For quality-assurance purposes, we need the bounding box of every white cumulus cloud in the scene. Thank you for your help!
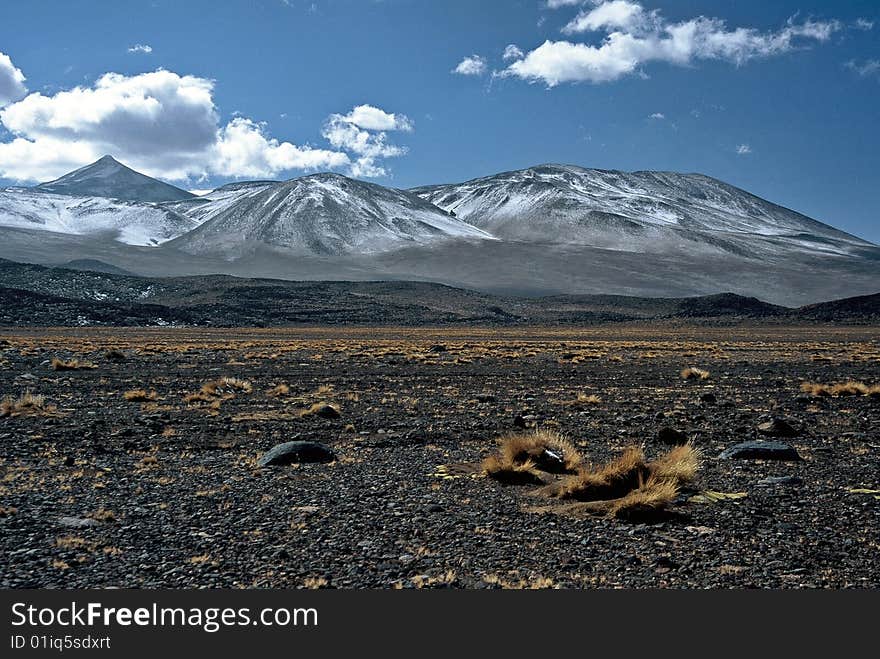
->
[0,63,411,182]
[562,0,648,35]
[649,112,665,119]
[337,104,413,132]
[501,1,843,86]
[127,44,153,54]
[0,51,27,108]
[503,44,525,61]
[736,144,752,155]
[321,105,413,178]
[452,55,488,76]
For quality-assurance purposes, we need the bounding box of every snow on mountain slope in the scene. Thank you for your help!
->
[163,180,278,226]
[172,173,494,256]
[35,156,195,203]
[0,188,197,246]
[411,164,873,257]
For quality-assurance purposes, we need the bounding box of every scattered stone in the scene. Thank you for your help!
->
[757,418,799,437]
[258,441,336,467]
[58,516,101,529]
[718,441,802,461]
[757,476,804,486]
[513,414,527,429]
[475,393,496,403]
[700,392,717,404]
[429,344,448,353]
[657,427,688,445]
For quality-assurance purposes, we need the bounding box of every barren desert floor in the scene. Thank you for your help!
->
[1,326,878,588]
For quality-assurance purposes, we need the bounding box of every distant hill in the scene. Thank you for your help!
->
[0,258,875,327]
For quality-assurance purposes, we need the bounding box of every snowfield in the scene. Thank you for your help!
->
[0,189,197,246]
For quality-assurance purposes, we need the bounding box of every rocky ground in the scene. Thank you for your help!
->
[1,326,878,589]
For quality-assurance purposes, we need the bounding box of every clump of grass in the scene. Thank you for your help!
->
[680,367,710,380]
[185,376,253,404]
[483,430,583,484]
[51,357,97,371]
[266,383,290,397]
[123,389,158,402]
[800,381,880,397]
[201,377,252,395]
[534,443,701,520]
[557,393,602,407]
[540,446,648,500]
[1,391,58,418]
[88,508,116,523]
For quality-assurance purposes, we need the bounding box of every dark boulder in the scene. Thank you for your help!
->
[718,441,802,461]
[258,441,336,466]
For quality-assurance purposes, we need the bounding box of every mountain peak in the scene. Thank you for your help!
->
[34,157,195,203]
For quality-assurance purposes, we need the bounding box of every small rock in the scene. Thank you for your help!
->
[757,418,799,437]
[757,476,804,486]
[718,441,802,461]
[258,441,336,467]
[429,344,448,353]
[513,414,527,429]
[58,516,101,528]
[475,393,496,403]
[426,504,444,513]
[700,392,717,404]
[657,427,687,445]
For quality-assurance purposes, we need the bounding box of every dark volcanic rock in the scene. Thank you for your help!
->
[258,441,336,466]
[757,418,799,437]
[718,441,802,461]
[310,403,341,419]
[757,476,804,486]
[700,392,717,404]
[657,427,688,445]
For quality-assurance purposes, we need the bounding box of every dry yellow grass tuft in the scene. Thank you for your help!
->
[680,367,710,380]
[531,443,700,520]
[266,383,290,397]
[483,430,583,484]
[123,389,158,402]
[557,392,602,407]
[649,443,701,484]
[201,376,253,395]
[185,376,253,404]
[800,381,880,397]
[51,357,97,371]
[0,391,58,418]
[540,446,648,501]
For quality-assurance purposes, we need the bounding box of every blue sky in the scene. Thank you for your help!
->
[0,0,877,242]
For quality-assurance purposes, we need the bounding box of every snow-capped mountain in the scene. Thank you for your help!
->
[172,173,494,256]
[411,164,872,257]
[35,156,195,203]
[0,188,197,246]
